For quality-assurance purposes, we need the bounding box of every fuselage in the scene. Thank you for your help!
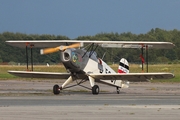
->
[59,48,125,88]
[60,48,116,75]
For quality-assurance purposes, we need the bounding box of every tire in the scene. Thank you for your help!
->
[53,84,60,95]
[117,90,120,94]
[116,87,120,94]
[92,85,99,95]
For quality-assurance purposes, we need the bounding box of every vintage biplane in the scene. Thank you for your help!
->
[6,40,175,95]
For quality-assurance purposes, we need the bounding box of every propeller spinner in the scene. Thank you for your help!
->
[40,43,81,55]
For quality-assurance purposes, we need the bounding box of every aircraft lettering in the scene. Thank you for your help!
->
[105,68,115,83]
[105,68,111,74]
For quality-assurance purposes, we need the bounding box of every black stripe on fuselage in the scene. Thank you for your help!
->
[119,62,129,70]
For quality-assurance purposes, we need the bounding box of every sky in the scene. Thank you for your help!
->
[0,0,180,39]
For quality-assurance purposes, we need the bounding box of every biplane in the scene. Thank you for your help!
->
[6,40,175,95]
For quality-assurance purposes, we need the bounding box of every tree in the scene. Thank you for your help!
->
[0,28,179,64]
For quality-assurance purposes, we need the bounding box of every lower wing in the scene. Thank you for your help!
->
[88,73,174,82]
[8,71,71,79]
[8,71,174,82]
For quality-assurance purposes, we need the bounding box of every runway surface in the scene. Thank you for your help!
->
[0,80,180,120]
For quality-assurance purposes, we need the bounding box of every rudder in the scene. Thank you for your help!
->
[118,58,129,73]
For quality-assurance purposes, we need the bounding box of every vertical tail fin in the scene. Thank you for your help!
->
[118,58,129,73]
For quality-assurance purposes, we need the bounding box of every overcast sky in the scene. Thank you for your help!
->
[0,0,180,39]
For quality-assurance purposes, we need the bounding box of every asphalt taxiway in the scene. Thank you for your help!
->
[0,80,180,120]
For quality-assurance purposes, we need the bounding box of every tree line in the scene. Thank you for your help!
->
[0,28,180,65]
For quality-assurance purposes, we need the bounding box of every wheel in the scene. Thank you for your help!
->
[92,85,99,95]
[117,90,120,94]
[53,84,60,95]
[116,87,120,94]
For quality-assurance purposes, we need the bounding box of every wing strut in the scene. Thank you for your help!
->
[140,45,149,73]
[141,47,144,72]
[25,43,34,71]
[146,45,148,73]
[82,43,99,58]
[30,44,34,71]
[26,44,28,70]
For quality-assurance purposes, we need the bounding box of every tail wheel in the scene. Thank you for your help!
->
[92,85,99,95]
[116,87,120,94]
[53,84,60,95]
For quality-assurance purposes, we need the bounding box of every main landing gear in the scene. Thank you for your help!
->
[53,84,120,95]
[53,84,100,95]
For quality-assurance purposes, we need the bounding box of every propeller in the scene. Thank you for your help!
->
[40,43,81,55]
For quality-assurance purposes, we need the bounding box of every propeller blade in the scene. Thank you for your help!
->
[40,43,81,55]
[40,47,60,55]
[61,43,81,51]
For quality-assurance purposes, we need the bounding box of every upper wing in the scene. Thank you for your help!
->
[88,73,174,82]
[8,71,71,79]
[6,40,175,49]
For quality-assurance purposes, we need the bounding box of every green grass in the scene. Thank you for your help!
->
[0,64,180,82]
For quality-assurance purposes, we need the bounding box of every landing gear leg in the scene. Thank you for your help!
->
[53,84,61,95]
[116,87,120,94]
[92,85,99,95]
[53,76,73,95]
[88,76,99,95]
